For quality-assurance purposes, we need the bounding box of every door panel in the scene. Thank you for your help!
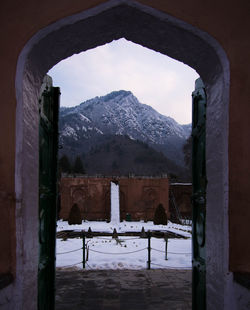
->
[38,76,60,310]
[192,78,207,310]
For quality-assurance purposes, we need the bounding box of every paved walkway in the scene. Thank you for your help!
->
[56,268,192,310]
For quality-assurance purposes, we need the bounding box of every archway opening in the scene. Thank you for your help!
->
[51,36,197,219]
[50,38,196,283]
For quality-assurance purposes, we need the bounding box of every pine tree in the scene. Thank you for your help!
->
[68,204,82,225]
[72,156,85,174]
[112,160,118,170]
[153,203,168,225]
[58,155,71,173]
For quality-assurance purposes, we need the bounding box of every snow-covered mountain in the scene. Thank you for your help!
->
[59,90,191,166]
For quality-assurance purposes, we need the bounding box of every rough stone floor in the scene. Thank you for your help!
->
[56,268,192,310]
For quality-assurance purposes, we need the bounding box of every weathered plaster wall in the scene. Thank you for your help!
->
[60,176,169,222]
[119,177,169,220]
[60,177,111,221]
[0,0,249,309]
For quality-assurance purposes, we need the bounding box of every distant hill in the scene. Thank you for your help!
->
[59,90,191,180]
[81,135,188,178]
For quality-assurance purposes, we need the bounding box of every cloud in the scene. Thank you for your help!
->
[48,38,199,124]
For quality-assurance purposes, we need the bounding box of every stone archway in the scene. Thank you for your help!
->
[15,1,229,308]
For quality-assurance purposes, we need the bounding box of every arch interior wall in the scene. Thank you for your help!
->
[11,1,239,309]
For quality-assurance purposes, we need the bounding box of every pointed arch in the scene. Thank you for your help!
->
[15,1,229,308]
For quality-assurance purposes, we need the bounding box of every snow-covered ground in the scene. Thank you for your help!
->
[56,220,192,270]
[57,220,191,237]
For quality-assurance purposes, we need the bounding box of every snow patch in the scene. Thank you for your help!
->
[61,126,77,137]
[79,113,91,123]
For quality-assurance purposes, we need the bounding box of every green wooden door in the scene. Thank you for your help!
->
[192,78,207,310]
[38,76,60,310]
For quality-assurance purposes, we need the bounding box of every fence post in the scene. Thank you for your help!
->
[82,231,86,269]
[147,231,151,270]
[164,234,168,260]
[86,246,89,262]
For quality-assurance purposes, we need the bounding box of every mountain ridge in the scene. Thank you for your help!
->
[59,90,191,168]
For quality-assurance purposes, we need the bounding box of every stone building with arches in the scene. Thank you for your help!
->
[0,0,250,309]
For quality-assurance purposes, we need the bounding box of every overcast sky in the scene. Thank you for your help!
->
[48,38,199,125]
